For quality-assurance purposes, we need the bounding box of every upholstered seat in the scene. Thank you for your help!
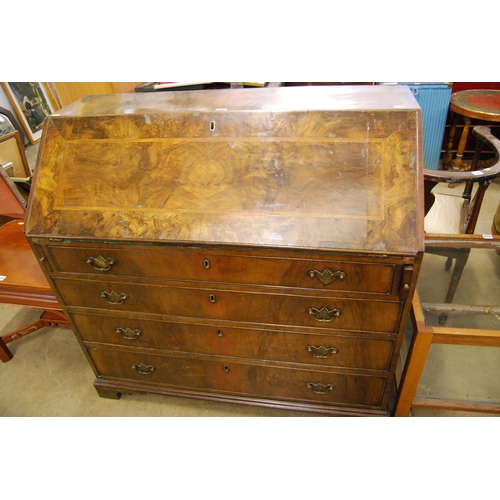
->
[425,189,468,235]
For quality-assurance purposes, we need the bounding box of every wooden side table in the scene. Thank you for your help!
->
[443,89,500,170]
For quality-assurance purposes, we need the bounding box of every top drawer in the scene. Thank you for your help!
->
[44,244,399,295]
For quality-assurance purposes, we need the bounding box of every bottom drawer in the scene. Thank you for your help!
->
[87,345,387,408]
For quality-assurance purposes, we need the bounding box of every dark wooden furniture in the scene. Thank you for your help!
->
[0,168,68,362]
[25,86,424,415]
[424,126,500,324]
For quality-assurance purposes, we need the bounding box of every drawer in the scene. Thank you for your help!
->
[55,278,402,333]
[71,312,395,371]
[46,244,398,294]
[87,345,387,408]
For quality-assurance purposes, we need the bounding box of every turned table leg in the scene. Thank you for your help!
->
[453,116,471,171]
[442,112,457,168]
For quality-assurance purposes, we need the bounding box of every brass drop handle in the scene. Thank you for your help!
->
[307,382,334,394]
[116,327,142,340]
[307,268,346,285]
[86,255,116,272]
[306,306,342,322]
[101,290,128,305]
[306,345,339,358]
[132,363,155,375]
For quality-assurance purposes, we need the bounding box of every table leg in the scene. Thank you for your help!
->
[0,336,13,362]
[453,116,471,171]
[443,112,457,168]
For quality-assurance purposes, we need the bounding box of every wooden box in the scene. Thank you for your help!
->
[26,85,424,416]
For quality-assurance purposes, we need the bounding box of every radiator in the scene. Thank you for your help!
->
[407,83,451,170]
[381,83,451,170]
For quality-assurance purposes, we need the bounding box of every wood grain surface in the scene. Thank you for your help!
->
[26,86,423,254]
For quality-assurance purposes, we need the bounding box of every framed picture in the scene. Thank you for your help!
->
[1,82,60,144]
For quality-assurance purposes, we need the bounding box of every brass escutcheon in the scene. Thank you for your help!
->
[209,294,216,303]
[307,382,334,394]
[307,268,346,285]
[306,306,342,322]
[306,345,339,358]
[203,259,211,269]
[86,255,116,272]
[132,363,155,375]
[101,290,128,305]
[116,327,142,340]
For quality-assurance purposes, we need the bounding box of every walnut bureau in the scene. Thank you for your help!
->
[25,85,424,416]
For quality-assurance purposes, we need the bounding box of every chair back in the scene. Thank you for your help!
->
[424,126,500,236]
[0,165,27,219]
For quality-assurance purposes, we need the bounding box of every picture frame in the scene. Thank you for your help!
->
[0,130,31,178]
[1,82,60,144]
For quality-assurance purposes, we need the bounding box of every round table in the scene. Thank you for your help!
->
[443,89,500,170]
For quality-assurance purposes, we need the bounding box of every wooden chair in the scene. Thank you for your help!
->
[394,238,500,416]
[0,165,69,362]
[423,126,500,324]
[394,125,500,416]
[0,130,32,226]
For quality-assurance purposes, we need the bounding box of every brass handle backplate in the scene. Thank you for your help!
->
[86,255,116,272]
[306,306,342,322]
[101,290,128,305]
[132,363,155,375]
[308,268,346,285]
[116,327,142,340]
[306,345,339,358]
[307,382,334,394]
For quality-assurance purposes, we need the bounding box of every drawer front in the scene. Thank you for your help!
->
[55,278,402,333]
[72,313,395,371]
[87,346,387,408]
[47,245,397,294]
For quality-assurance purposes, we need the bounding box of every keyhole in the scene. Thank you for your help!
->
[209,294,216,303]
[217,329,223,337]
[224,365,229,372]
[210,121,216,132]
[203,259,211,269]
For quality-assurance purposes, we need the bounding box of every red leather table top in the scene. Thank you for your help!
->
[450,89,500,121]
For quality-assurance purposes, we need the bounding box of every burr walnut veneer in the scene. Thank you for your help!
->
[25,86,424,416]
